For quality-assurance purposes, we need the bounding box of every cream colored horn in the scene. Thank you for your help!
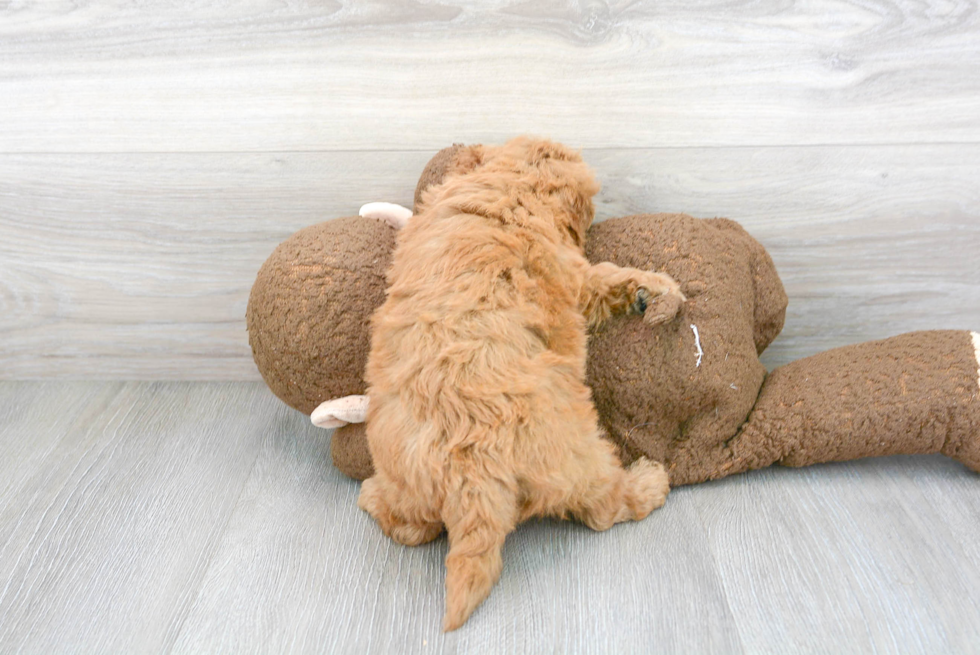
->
[311,395,369,429]
[359,202,413,229]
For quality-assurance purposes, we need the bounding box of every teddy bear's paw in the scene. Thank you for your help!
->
[624,457,670,520]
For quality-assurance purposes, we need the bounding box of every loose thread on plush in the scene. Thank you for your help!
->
[625,422,658,442]
[691,324,704,367]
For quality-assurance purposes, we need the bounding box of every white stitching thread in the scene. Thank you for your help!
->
[691,324,704,368]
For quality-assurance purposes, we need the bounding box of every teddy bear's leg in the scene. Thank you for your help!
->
[712,330,980,482]
[358,475,444,546]
[941,331,980,471]
[579,261,686,329]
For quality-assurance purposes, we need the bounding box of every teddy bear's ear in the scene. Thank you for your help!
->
[749,241,788,354]
[702,218,787,354]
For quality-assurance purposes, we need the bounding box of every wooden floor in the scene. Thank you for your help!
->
[3,1,980,652]
[0,381,977,654]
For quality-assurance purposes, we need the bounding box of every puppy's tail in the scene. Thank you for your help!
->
[441,477,517,631]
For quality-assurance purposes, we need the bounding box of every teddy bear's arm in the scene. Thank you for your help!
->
[683,330,980,484]
[579,262,686,329]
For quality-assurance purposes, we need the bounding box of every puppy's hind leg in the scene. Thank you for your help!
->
[441,474,519,631]
[358,475,444,546]
[583,456,671,530]
[552,433,670,532]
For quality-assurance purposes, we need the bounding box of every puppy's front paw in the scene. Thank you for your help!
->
[643,289,685,326]
[634,272,686,326]
[631,286,653,315]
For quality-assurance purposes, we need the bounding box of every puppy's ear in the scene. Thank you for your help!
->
[450,144,488,176]
[528,139,581,164]
[555,162,600,245]
[558,184,597,245]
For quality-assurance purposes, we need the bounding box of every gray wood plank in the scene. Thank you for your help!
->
[170,409,742,655]
[0,382,120,506]
[907,456,980,575]
[0,381,276,654]
[0,150,432,380]
[1,383,978,653]
[1,1,978,152]
[691,456,980,653]
[2,145,978,379]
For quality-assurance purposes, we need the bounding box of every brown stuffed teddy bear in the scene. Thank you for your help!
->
[246,145,980,486]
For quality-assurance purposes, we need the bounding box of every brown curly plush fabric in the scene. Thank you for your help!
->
[247,215,396,415]
[728,330,980,478]
[331,423,374,480]
[414,144,464,212]
[584,214,787,485]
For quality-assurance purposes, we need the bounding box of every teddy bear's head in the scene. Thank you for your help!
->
[584,215,787,484]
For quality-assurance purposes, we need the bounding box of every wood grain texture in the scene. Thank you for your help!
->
[171,405,742,654]
[2,382,978,653]
[2,145,978,378]
[0,381,277,654]
[0,381,119,506]
[1,0,979,152]
[691,456,980,653]
[0,150,427,379]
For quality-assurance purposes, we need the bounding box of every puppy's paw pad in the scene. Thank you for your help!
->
[631,287,653,315]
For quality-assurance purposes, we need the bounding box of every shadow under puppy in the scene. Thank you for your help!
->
[359,136,686,630]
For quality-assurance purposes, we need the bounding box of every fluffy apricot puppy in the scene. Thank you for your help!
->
[358,136,685,630]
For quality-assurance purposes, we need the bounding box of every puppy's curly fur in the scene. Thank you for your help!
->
[359,137,684,630]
